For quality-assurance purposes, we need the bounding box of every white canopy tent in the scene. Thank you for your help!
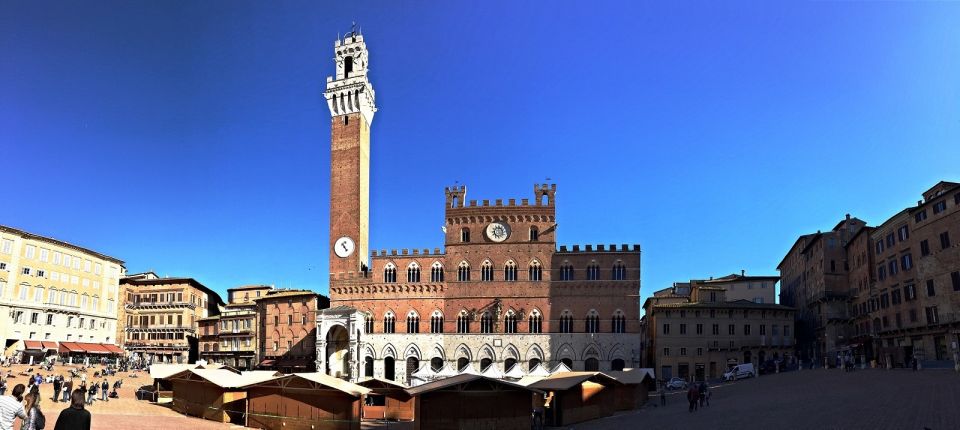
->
[480,363,504,379]
[550,362,572,374]
[503,363,525,379]
[528,363,551,377]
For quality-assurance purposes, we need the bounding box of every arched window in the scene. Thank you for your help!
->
[457,311,470,333]
[529,226,539,241]
[585,310,600,333]
[457,261,471,282]
[587,262,600,280]
[505,358,518,372]
[383,311,395,334]
[528,309,542,334]
[430,357,444,371]
[430,261,444,282]
[407,263,421,283]
[559,263,574,281]
[430,310,444,333]
[480,358,493,372]
[383,263,397,283]
[561,358,573,368]
[559,310,574,333]
[457,357,469,372]
[528,358,542,371]
[612,262,627,280]
[504,260,517,282]
[585,357,599,371]
[611,358,626,371]
[612,310,626,333]
[365,356,374,377]
[528,260,542,281]
[504,311,518,334]
[406,311,419,333]
[480,312,494,333]
[364,312,374,333]
[481,260,494,281]
[384,356,395,380]
[460,228,471,243]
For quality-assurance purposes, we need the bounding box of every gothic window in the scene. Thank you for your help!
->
[407,263,421,283]
[504,311,518,334]
[481,260,494,281]
[528,309,542,334]
[457,261,471,282]
[406,311,420,334]
[585,310,600,333]
[612,310,626,333]
[383,311,395,334]
[457,311,470,334]
[460,228,470,243]
[612,262,627,280]
[344,56,353,77]
[529,226,539,241]
[383,263,397,283]
[364,313,374,333]
[587,263,600,280]
[559,264,574,281]
[559,310,574,333]
[430,261,444,282]
[430,310,444,333]
[528,260,543,281]
[480,312,494,333]
[504,260,517,282]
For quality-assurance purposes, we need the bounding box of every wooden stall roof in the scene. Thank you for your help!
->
[244,372,370,397]
[527,372,622,391]
[150,364,201,380]
[405,374,543,396]
[168,369,283,389]
[357,377,409,390]
[605,368,655,385]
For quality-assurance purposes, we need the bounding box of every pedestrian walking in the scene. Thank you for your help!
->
[61,379,72,403]
[54,390,91,430]
[698,382,706,407]
[85,384,95,405]
[100,380,108,402]
[0,384,27,430]
[660,386,666,406]
[686,385,699,413]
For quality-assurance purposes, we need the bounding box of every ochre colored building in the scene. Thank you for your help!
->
[199,285,272,370]
[256,289,328,373]
[315,31,642,386]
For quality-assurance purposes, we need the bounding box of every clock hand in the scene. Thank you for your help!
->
[341,242,349,251]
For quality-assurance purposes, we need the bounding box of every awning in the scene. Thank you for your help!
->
[102,344,124,355]
[76,343,111,354]
[59,342,85,354]
[258,359,276,367]
[41,341,58,350]
[23,340,44,350]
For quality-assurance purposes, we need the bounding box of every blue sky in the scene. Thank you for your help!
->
[2,1,959,303]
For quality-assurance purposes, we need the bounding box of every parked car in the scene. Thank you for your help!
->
[665,377,688,390]
[723,363,755,381]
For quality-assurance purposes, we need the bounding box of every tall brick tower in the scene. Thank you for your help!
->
[325,29,376,277]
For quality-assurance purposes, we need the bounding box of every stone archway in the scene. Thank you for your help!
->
[325,325,350,378]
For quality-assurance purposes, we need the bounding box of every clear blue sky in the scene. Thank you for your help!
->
[2,1,959,303]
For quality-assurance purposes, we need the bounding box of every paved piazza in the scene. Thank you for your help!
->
[3,365,246,430]
[574,369,960,430]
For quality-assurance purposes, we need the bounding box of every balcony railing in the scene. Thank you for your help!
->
[125,301,196,310]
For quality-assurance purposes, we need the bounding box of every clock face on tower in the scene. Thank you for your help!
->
[334,236,356,258]
[485,222,511,242]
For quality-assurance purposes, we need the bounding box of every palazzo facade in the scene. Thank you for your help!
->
[316,31,642,385]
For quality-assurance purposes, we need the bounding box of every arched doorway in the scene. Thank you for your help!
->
[584,358,599,371]
[528,358,541,371]
[364,356,374,378]
[504,358,518,372]
[325,325,350,378]
[384,357,395,380]
[431,357,444,371]
[457,357,469,372]
[480,358,492,372]
[611,358,625,371]
[561,358,573,369]
[406,357,419,382]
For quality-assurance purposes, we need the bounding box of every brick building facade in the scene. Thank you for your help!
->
[256,289,328,373]
[198,285,272,369]
[315,31,642,385]
[780,181,960,369]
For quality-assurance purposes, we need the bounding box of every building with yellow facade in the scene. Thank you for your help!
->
[0,225,125,362]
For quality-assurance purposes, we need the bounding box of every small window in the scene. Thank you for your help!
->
[460,228,471,243]
[529,226,539,241]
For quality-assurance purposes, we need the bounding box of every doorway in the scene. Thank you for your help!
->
[325,325,350,378]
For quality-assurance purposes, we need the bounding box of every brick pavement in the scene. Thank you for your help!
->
[2,364,248,429]
[569,368,960,430]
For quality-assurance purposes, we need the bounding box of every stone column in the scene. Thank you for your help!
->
[316,339,327,375]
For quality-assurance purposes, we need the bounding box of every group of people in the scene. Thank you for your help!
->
[686,381,711,412]
[0,383,91,430]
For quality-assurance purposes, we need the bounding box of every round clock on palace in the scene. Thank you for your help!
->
[485,222,511,242]
[334,236,355,258]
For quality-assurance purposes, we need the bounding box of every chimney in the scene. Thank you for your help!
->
[741,269,745,276]
[845,214,850,221]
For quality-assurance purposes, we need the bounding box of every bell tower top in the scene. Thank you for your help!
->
[325,27,377,124]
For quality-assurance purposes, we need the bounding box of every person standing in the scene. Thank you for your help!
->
[54,390,90,430]
[20,392,42,430]
[686,384,699,413]
[61,379,72,404]
[0,384,27,430]
[660,385,666,406]
[698,382,706,407]
[99,380,108,402]
[51,378,61,403]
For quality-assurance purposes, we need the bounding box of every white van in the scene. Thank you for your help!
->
[723,363,755,381]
